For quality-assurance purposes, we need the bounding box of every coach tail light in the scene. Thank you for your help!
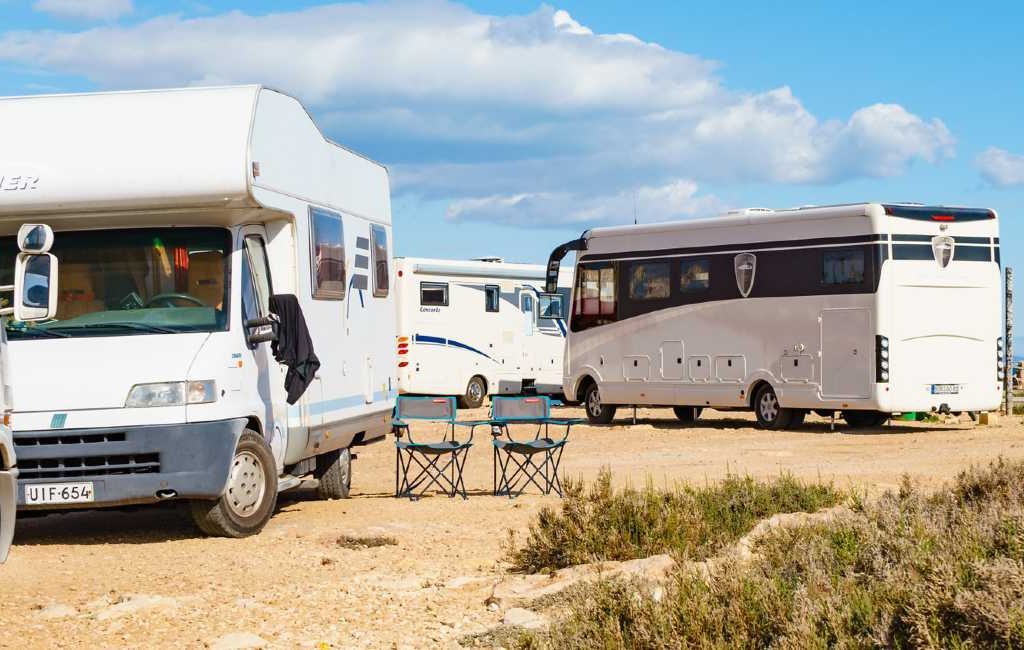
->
[876,336,890,383]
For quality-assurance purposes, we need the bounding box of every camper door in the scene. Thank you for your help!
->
[238,226,298,467]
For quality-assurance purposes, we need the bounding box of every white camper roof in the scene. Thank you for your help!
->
[397,257,572,283]
[0,85,390,224]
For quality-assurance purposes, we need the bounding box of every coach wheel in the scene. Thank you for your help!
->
[753,384,795,430]
[584,382,617,425]
[843,410,890,429]
[458,376,487,409]
[672,406,703,424]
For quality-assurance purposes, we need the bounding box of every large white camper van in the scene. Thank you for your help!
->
[0,86,396,537]
[394,257,572,407]
[545,203,1002,428]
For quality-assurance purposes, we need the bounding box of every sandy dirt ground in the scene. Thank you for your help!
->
[4,407,1024,649]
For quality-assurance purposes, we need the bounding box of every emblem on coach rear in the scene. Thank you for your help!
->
[932,236,954,269]
[734,253,757,298]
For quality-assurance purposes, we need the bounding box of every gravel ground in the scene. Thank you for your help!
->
[4,407,1024,649]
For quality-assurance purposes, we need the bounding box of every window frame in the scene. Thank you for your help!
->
[571,261,617,332]
[420,281,449,307]
[484,284,500,312]
[370,223,389,298]
[308,206,347,301]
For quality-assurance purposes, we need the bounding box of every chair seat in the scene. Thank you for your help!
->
[396,439,472,455]
[494,438,565,455]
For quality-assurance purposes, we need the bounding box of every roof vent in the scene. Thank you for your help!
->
[472,257,504,263]
[727,207,775,216]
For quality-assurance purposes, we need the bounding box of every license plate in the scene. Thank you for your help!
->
[24,481,95,505]
[931,384,960,395]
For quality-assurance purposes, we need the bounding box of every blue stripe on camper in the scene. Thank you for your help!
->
[413,333,494,360]
[554,318,567,336]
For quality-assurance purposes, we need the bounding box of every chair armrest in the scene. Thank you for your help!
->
[543,418,586,426]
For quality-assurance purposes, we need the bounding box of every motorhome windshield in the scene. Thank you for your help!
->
[2,227,230,339]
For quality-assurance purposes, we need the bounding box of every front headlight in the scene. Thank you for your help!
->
[125,380,216,407]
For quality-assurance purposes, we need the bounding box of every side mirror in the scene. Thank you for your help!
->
[17,224,54,254]
[537,292,564,320]
[245,315,278,345]
[14,252,58,322]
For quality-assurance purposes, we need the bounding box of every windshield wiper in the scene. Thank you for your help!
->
[5,327,70,338]
[49,322,179,334]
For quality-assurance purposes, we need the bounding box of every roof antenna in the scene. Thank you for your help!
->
[633,189,638,225]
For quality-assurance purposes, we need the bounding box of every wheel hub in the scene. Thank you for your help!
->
[226,450,266,518]
[759,392,778,421]
[588,389,601,415]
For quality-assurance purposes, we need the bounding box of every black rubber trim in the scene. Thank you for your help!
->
[579,233,887,263]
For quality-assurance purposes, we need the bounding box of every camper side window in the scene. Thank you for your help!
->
[485,285,500,312]
[310,207,346,300]
[822,248,865,285]
[420,282,449,306]
[371,224,389,298]
[628,262,671,300]
[680,258,710,293]
[572,262,616,332]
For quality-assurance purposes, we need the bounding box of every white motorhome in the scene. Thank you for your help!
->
[0,86,396,537]
[0,224,61,561]
[545,203,1002,428]
[394,257,572,407]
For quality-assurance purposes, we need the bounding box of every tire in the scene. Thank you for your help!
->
[583,382,617,425]
[457,376,487,409]
[190,430,278,538]
[672,406,703,424]
[314,447,352,500]
[843,411,890,429]
[753,384,795,430]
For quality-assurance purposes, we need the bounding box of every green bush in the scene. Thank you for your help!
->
[509,468,842,573]
[514,459,1024,649]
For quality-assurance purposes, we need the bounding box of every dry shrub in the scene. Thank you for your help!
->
[515,458,1024,649]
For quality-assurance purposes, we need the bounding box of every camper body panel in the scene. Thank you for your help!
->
[395,258,571,399]
[0,86,395,513]
[564,203,1001,416]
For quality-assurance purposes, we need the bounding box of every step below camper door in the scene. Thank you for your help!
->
[820,308,871,398]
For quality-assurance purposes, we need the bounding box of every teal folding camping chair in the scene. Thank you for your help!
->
[393,396,485,500]
[489,396,583,498]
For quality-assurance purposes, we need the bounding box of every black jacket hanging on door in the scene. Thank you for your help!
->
[269,294,321,405]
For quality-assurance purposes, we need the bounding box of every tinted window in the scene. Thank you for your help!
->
[823,248,865,285]
[628,261,671,300]
[572,262,616,332]
[485,285,500,312]
[680,258,710,293]
[310,208,345,299]
[420,282,449,306]
[371,224,389,298]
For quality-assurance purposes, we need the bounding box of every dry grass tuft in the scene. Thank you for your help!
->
[335,534,398,550]
[512,458,1024,649]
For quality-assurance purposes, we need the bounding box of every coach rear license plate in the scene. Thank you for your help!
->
[930,384,960,395]
[24,481,95,505]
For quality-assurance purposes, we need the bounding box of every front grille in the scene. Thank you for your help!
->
[14,432,126,446]
[18,453,160,480]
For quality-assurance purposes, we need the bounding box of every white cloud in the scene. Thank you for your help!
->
[32,0,133,21]
[977,147,1024,187]
[0,1,955,227]
[446,179,723,228]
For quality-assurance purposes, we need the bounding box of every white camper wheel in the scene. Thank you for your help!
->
[190,431,278,538]
[753,384,797,430]
[315,447,352,500]
[583,382,617,425]
[458,376,488,410]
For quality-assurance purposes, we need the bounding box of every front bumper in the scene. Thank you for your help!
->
[0,468,16,562]
[15,418,246,509]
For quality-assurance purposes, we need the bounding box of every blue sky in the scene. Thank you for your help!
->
[2,1,1023,291]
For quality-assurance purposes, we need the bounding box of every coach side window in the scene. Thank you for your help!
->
[370,224,389,298]
[310,207,346,300]
[822,248,865,285]
[572,262,616,331]
[485,285,500,312]
[680,258,710,293]
[628,262,671,300]
[420,282,449,306]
